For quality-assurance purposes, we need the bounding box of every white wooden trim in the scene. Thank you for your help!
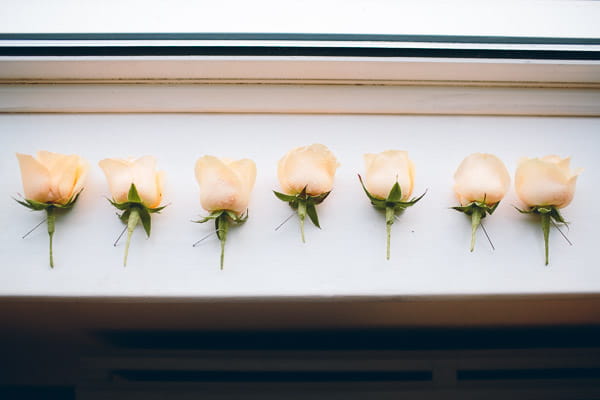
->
[2,83,599,116]
[2,57,600,85]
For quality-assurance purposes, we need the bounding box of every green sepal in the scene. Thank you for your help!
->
[305,202,320,228]
[515,204,569,266]
[452,200,499,218]
[193,210,224,223]
[148,204,168,214]
[14,197,49,211]
[273,190,297,202]
[274,186,330,221]
[107,184,167,240]
[138,206,152,237]
[127,183,142,203]
[109,198,131,210]
[515,205,569,225]
[358,174,385,207]
[14,190,82,211]
[119,209,131,224]
[386,181,403,203]
[310,191,331,205]
[358,174,426,211]
[194,209,248,225]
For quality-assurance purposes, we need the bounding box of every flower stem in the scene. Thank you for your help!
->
[124,208,140,267]
[470,208,483,252]
[46,207,55,268]
[385,206,395,260]
[216,214,229,270]
[297,200,307,243]
[541,213,551,266]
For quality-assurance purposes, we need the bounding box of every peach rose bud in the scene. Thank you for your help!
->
[15,151,89,268]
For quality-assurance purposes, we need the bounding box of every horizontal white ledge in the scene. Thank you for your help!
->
[1,84,599,116]
[1,57,600,85]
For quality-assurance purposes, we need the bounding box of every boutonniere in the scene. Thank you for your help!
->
[99,156,167,266]
[193,156,256,269]
[15,151,89,268]
[451,153,510,251]
[358,150,425,260]
[515,155,582,265]
[273,144,339,242]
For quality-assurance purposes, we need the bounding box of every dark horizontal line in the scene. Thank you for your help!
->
[111,369,433,383]
[1,46,599,60]
[1,33,600,45]
[457,368,600,381]
[99,326,600,351]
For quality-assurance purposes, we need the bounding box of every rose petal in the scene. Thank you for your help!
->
[196,156,244,213]
[46,154,80,204]
[16,153,51,203]
[278,144,338,195]
[132,156,160,208]
[453,153,510,205]
[515,157,577,208]
[364,150,414,200]
[99,158,133,203]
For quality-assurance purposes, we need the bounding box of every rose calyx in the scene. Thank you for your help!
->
[452,197,499,252]
[515,205,567,266]
[108,183,167,266]
[358,174,426,260]
[193,209,248,270]
[15,190,84,268]
[273,186,330,243]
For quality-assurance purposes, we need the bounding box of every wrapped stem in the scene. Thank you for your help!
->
[124,207,140,267]
[541,213,550,266]
[385,206,395,260]
[297,199,307,243]
[216,214,229,270]
[470,208,483,252]
[46,207,55,268]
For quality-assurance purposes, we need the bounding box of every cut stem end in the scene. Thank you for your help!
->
[124,208,140,267]
[385,206,395,261]
[46,208,55,268]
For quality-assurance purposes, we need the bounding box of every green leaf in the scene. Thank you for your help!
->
[273,190,296,202]
[127,183,142,203]
[386,182,403,203]
[138,207,152,237]
[306,203,320,228]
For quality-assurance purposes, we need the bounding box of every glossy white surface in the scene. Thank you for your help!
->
[0,114,598,297]
[2,0,599,38]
